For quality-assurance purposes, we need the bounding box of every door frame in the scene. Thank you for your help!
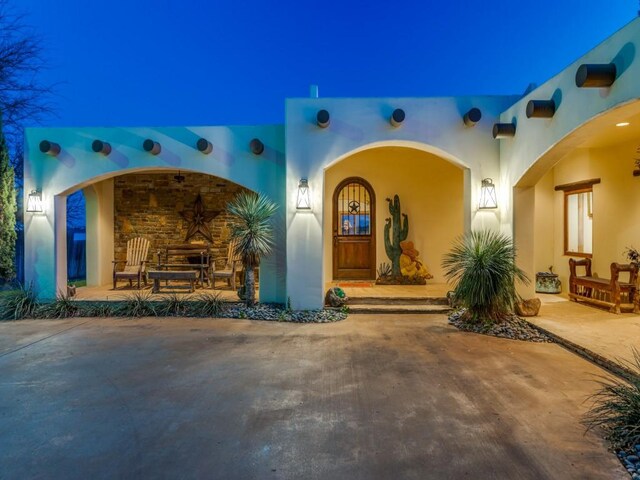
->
[332,176,376,280]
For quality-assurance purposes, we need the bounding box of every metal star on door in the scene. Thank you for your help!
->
[180,194,220,243]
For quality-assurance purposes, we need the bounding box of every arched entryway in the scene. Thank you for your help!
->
[323,144,468,286]
[332,177,376,280]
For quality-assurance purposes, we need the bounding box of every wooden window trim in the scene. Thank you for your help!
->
[563,186,593,258]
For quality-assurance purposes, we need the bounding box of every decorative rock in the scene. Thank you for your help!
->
[325,287,348,307]
[448,309,552,342]
[515,298,541,317]
[628,455,640,464]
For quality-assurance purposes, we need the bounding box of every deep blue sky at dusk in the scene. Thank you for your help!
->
[18,1,638,128]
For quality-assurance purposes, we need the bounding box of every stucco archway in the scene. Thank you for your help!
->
[323,143,470,286]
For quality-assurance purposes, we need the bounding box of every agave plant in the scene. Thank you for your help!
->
[442,230,528,324]
[583,349,640,450]
[226,191,278,307]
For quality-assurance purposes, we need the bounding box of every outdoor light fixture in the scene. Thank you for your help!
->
[92,140,111,155]
[463,108,482,127]
[390,108,405,127]
[575,63,617,88]
[296,178,311,210]
[26,190,44,213]
[174,171,185,183]
[250,138,264,155]
[316,109,330,128]
[39,140,60,156]
[143,139,161,155]
[196,138,213,154]
[479,178,498,209]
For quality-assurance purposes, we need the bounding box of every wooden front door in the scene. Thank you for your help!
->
[333,177,376,280]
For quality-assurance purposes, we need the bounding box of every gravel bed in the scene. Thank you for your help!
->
[221,303,347,323]
[618,445,640,478]
[448,308,552,342]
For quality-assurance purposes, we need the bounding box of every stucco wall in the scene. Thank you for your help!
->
[286,95,518,308]
[323,146,464,284]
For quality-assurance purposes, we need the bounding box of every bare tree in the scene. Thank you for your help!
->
[0,0,55,153]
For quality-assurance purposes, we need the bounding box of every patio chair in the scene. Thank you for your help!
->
[212,239,243,290]
[113,237,151,289]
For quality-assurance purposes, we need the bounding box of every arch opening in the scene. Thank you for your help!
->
[323,145,468,287]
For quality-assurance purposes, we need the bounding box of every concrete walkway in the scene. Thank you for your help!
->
[531,294,640,370]
[0,314,626,479]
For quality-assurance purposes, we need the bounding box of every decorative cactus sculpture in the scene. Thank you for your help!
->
[384,195,409,277]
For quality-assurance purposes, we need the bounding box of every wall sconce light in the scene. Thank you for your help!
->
[26,190,44,213]
[296,178,311,210]
[479,178,498,209]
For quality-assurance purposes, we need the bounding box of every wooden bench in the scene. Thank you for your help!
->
[156,244,211,287]
[148,270,198,293]
[568,258,639,314]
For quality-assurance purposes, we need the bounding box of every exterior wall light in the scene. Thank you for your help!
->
[26,190,44,213]
[296,178,311,210]
[479,178,498,209]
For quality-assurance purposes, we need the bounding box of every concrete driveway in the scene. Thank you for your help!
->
[0,315,627,479]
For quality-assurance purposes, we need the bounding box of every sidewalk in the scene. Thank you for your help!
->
[528,294,640,376]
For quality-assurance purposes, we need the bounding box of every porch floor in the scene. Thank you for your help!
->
[327,282,450,298]
[531,293,640,370]
[74,283,247,302]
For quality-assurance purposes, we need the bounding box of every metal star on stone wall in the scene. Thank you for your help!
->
[180,194,220,243]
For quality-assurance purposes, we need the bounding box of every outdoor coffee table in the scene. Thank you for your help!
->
[148,270,198,293]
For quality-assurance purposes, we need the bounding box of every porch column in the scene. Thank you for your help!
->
[23,189,56,299]
[513,186,536,298]
[55,195,68,297]
[286,172,324,310]
[84,179,114,286]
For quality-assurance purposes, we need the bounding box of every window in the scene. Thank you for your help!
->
[336,181,371,236]
[564,188,593,257]
[555,178,599,258]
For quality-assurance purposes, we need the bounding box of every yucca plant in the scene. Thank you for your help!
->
[226,191,278,307]
[192,292,225,317]
[583,349,640,450]
[442,230,528,324]
[0,282,39,320]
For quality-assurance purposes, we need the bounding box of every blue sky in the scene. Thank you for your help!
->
[19,0,637,128]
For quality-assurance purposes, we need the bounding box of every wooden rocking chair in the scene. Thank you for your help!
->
[113,237,151,289]
[212,239,243,290]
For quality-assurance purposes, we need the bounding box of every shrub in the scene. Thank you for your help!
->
[442,230,528,324]
[156,293,189,317]
[191,292,224,317]
[115,291,157,318]
[0,283,39,320]
[83,301,114,318]
[583,350,640,450]
[39,293,80,319]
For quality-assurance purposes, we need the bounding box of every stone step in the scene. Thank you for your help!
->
[347,296,449,306]
[347,304,452,315]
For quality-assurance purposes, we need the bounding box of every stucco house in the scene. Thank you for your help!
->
[23,18,640,310]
